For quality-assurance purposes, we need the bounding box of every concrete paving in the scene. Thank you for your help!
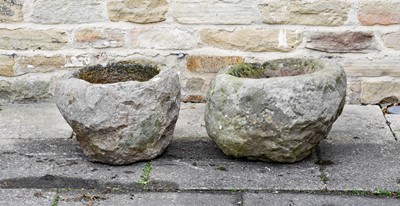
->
[0,189,55,206]
[57,190,239,206]
[386,114,400,140]
[326,105,395,144]
[0,102,72,139]
[0,102,400,205]
[150,140,323,191]
[244,192,400,206]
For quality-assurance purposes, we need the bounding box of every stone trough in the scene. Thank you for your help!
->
[205,58,347,163]
[54,61,181,165]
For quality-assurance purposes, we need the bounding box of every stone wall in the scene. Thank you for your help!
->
[1,0,400,104]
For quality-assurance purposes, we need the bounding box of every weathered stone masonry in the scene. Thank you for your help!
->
[1,0,400,104]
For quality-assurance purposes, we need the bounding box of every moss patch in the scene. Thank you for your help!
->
[226,59,321,79]
[78,61,160,84]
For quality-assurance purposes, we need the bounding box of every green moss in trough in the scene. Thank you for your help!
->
[78,61,160,84]
[226,59,322,79]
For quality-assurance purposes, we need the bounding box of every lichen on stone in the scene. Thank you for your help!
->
[226,58,322,79]
[78,61,160,84]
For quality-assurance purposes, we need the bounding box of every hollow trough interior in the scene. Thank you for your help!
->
[78,61,160,84]
[226,59,322,79]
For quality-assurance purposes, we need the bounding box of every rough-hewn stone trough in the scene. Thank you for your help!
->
[55,61,180,165]
[205,58,347,163]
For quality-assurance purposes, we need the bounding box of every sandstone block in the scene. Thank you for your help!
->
[181,73,215,103]
[172,0,257,25]
[74,28,125,49]
[0,55,15,77]
[185,77,205,92]
[361,77,400,104]
[55,63,181,165]
[342,59,400,77]
[131,28,197,50]
[205,59,347,163]
[262,0,349,26]
[65,53,109,68]
[0,71,71,104]
[0,0,23,22]
[346,77,361,104]
[382,32,400,50]
[181,95,206,103]
[0,29,67,50]
[108,0,168,23]
[14,55,68,75]
[358,1,400,26]
[200,29,301,52]
[187,56,244,73]
[28,0,106,24]
[306,32,377,53]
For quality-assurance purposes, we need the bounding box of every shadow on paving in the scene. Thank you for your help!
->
[149,140,324,191]
[0,175,142,191]
[0,138,145,191]
[0,138,324,192]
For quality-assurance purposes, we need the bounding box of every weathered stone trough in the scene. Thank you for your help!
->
[205,58,347,163]
[55,61,180,165]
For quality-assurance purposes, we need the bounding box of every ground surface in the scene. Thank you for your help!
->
[0,102,399,205]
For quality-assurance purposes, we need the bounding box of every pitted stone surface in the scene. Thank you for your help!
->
[205,59,347,163]
[55,68,180,165]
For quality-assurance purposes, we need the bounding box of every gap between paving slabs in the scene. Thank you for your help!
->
[316,105,400,196]
[145,140,400,199]
[384,114,400,141]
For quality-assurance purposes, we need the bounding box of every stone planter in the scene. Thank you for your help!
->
[55,62,180,165]
[205,58,346,163]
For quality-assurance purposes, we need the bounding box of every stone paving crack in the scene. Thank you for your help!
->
[315,146,329,191]
[383,116,398,141]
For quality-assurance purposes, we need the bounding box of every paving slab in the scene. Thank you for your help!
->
[58,190,238,206]
[0,138,144,190]
[173,103,208,140]
[0,102,72,139]
[319,141,400,191]
[385,114,400,139]
[327,105,395,144]
[244,192,400,206]
[1,102,399,204]
[150,140,324,191]
[0,102,207,140]
[0,189,56,206]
